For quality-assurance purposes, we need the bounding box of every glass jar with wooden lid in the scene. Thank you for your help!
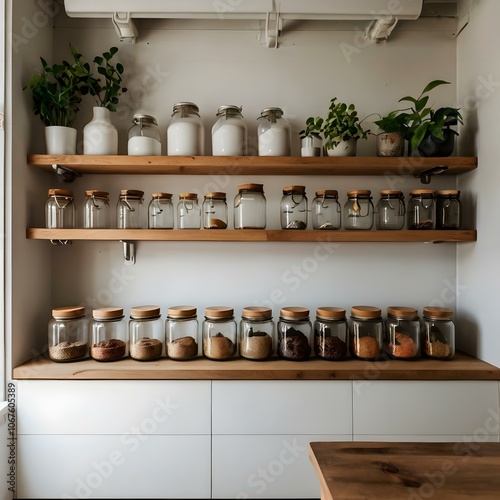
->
[203,192,228,229]
[385,306,421,360]
[408,189,435,230]
[90,307,127,361]
[312,190,342,230]
[234,183,266,229]
[177,192,201,229]
[48,306,89,362]
[349,306,383,360]
[129,305,163,361]
[422,306,455,360]
[277,307,312,360]
[148,192,174,229]
[202,306,237,360]
[165,306,200,360]
[240,307,275,360]
[281,185,308,229]
[83,190,110,229]
[117,189,145,229]
[45,188,75,228]
[375,190,405,230]
[435,190,461,229]
[343,190,374,230]
[314,307,348,360]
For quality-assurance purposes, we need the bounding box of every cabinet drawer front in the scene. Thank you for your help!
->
[212,380,352,435]
[353,381,500,437]
[17,434,211,499]
[212,434,346,499]
[17,380,211,435]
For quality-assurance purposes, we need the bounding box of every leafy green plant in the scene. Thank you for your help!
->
[299,117,323,140]
[373,110,408,135]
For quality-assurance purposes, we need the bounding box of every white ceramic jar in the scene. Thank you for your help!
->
[167,102,204,156]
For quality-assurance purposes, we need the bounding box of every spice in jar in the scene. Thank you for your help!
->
[350,306,383,360]
[48,306,89,362]
[408,189,435,230]
[202,307,237,360]
[240,307,275,360]
[423,306,455,359]
[314,307,348,360]
[166,306,200,360]
[435,190,461,229]
[90,307,127,361]
[385,306,420,360]
[129,305,163,361]
[277,307,312,360]
[203,192,228,229]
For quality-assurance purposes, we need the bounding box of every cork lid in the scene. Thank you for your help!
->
[205,306,234,319]
[179,192,198,200]
[315,190,338,198]
[347,190,371,198]
[238,183,264,192]
[282,185,306,194]
[85,190,109,198]
[92,307,124,320]
[351,305,382,319]
[48,188,73,198]
[316,307,346,320]
[52,306,85,319]
[168,305,197,318]
[204,192,226,200]
[380,190,404,197]
[152,192,173,199]
[436,190,460,198]
[130,305,161,319]
[119,189,144,198]
[423,306,453,319]
[241,306,272,320]
[410,189,435,197]
[280,306,310,319]
[387,306,418,319]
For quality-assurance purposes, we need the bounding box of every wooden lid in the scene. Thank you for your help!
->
[436,190,460,198]
[387,306,418,319]
[315,190,338,197]
[410,189,435,197]
[48,188,73,198]
[423,306,453,319]
[204,192,226,199]
[130,305,161,319]
[238,183,264,192]
[152,192,173,199]
[241,306,272,320]
[316,307,346,320]
[282,185,305,194]
[280,306,310,319]
[85,190,109,198]
[179,192,198,200]
[92,307,124,320]
[380,190,404,197]
[204,306,234,319]
[119,189,144,198]
[347,190,371,197]
[52,306,85,319]
[168,305,197,318]
[351,305,381,319]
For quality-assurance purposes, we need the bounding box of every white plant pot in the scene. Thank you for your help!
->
[45,126,77,155]
[83,107,118,155]
[300,136,321,157]
[325,138,358,157]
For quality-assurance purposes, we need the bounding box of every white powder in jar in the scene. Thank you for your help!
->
[128,136,161,156]
[167,121,204,155]
[258,126,290,156]
[212,122,247,156]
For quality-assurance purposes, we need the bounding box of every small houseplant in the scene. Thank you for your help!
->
[373,111,408,157]
[299,118,322,157]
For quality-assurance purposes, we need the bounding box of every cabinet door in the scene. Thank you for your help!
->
[17,434,211,499]
[212,380,352,435]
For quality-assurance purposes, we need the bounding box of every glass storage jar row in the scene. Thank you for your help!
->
[48,305,454,363]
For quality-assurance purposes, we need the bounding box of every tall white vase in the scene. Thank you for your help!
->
[83,107,118,155]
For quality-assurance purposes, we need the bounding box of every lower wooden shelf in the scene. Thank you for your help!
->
[12,352,500,381]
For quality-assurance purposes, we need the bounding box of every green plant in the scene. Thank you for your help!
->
[299,117,322,140]
[373,110,408,135]
[398,79,463,151]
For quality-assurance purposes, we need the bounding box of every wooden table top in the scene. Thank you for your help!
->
[309,441,500,500]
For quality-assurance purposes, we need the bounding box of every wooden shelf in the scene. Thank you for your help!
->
[26,228,477,243]
[27,154,478,176]
[12,352,500,381]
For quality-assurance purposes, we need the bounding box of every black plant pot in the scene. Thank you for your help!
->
[410,128,458,157]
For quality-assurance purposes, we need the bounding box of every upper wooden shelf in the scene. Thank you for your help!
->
[27,154,478,176]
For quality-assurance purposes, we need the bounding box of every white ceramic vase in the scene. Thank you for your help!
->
[300,136,321,157]
[45,126,77,155]
[83,107,118,155]
[325,137,358,157]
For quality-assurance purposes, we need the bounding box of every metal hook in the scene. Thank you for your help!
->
[121,241,135,266]
[416,165,448,184]
[52,164,82,183]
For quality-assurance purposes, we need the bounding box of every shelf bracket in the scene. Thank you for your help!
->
[415,165,448,184]
[121,240,136,266]
[50,239,72,246]
[52,164,82,183]
[265,8,282,49]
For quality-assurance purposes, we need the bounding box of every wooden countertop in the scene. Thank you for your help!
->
[309,441,500,500]
[12,352,500,380]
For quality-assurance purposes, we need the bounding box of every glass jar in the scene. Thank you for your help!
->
[423,306,455,360]
[202,307,238,360]
[234,183,266,229]
[375,190,405,230]
[385,306,421,360]
[277,307,312,361]
[129,305,163,361]
[312,190,342,230]
[203,192,228,229]
[128,114,162,156]
[343,190,374,230]
[90,307,127,361]
[240,307,275,360]
[314,307,348,360]
[83,190,111,229]
[281,185,308,229]
[257,107,291,156]
[436,190,461,229]
[408,189,435,230]
[148,192,174,229]
[45,188,75,228]
[177,193,201,229]
[48,306,89,362]
[212,105,248,156]
[167,102,204,156]
[350,306,383,360]
[117,189,145,229]
[165,306,200,360]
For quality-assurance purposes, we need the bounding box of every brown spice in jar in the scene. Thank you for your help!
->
[389,332,418,359]
[278,327,311,360]
[425,340,451,358]
[90,339,126,361]
[208,218,227,229]
[168,336,198,360]
[130,337,162,361]
[49,341,88,361]
[354,336,380,359]
[240,331,273,360]
[315,335,347,360]
[204,333,235,360]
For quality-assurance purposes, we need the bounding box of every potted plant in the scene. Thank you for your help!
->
[373,111,408,157]
[398,80,463,157]
[299,118,322,157]
[24,47,89,154]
